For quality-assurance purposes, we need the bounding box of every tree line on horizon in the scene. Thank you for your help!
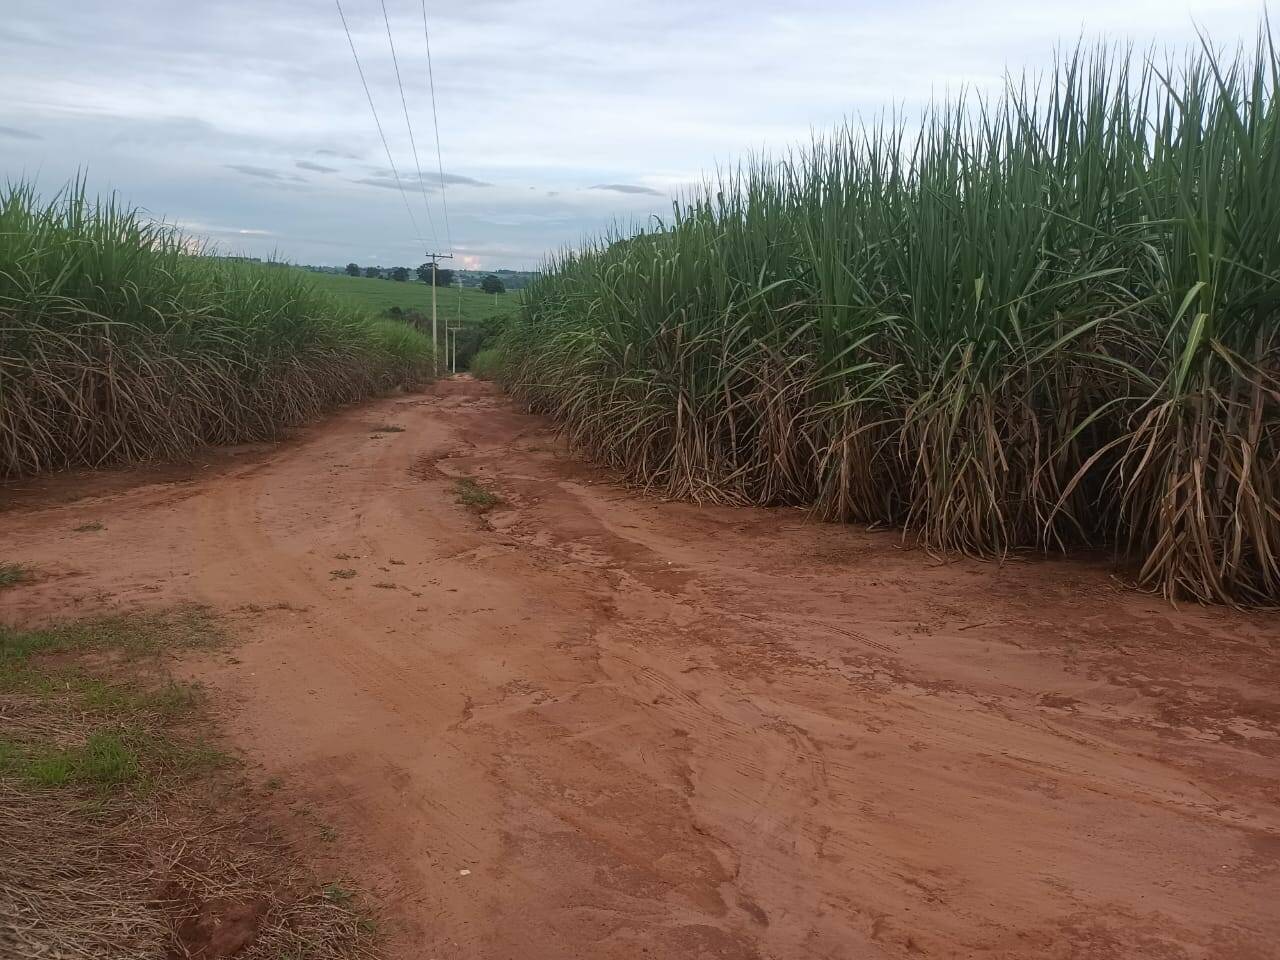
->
[340,262,511,294]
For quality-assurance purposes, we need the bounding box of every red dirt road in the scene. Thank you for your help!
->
[4,378,1279,959]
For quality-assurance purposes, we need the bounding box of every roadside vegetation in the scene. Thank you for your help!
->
[0,608,376,958]
[454,476,502,513]
[469,347,502,380]
[496,37,1280,607]
[0,183,434,479]
[0,564,30,589]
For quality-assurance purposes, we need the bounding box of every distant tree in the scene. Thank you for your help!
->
[364,266,381,279]
[390,266,410,282]
[480,274,506,295]
[417,263,455,286]
[345,262,360,276]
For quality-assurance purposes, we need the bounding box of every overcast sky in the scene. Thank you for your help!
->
[0,1,1267,270]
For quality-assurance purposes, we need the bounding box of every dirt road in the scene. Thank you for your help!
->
[4,378,1278,959]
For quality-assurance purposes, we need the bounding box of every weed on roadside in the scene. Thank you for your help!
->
[0,563,31,589]
[322,883,354,905]
[455,477,502,513]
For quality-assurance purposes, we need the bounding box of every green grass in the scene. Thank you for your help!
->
[0,731,141,787]
[0,608,220,665]
[455,477,502,513]
[499,32,1280,607]
[0,610,229,791]
[0,183,435,479]
[322,883,355,905]
[305,271,519,325]
[470,347,502,380]
[0,563,30,588]
[0,608,375,958]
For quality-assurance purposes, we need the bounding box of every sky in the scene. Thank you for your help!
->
[0,0,1268,270]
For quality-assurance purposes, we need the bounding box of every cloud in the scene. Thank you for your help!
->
[353,170,491,191]
[296,160,338,173]
[0,125,41,140]
[351,174,421,191]
[226,164,305,182]
[0,0,1264,269]
[440,173,491,187]
[591,183,664,196]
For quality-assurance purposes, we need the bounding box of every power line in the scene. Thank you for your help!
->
[380,0,437,243]
[335,0,423,241]
[421,1,453,254]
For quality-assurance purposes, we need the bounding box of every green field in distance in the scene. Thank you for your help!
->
[306,270,520,325]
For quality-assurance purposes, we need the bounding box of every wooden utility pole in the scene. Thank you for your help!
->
[425,252,454,375]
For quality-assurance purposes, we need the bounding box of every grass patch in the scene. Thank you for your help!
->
[0,611,227,793]
[371,424,405,433]
[0,608,377,957]
[0,607,220,667]
[0,563,30,589]
[73,521,105,532]
[330,568,357,580]
[0,731,142,788]
[455,477,502,513]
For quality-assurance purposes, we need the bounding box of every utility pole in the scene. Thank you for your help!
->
[447,325,461,374]
[425,252,454,375]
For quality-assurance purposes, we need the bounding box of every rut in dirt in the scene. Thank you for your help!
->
[3,377,1278,960]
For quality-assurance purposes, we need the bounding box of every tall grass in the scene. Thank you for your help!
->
[0,183,433,477]
[499,35,1280,606]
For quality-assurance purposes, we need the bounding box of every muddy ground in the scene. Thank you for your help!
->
[3,377,1278,959]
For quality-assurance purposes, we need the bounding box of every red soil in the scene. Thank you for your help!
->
[3,377,1278,959]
